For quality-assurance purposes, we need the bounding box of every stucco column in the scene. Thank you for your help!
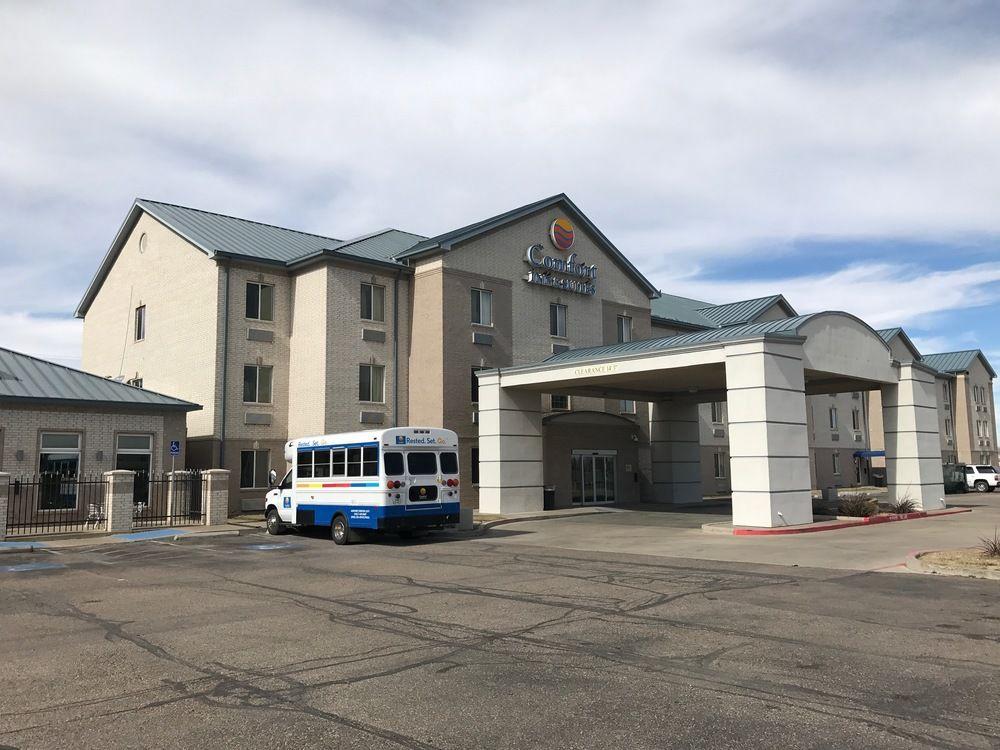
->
[477,372,544,515]
[203,469,231,526]
[104,470,135,533]
[882,363,945,510]
[0,472,9,539]
[650,401,702,504]
[725,341,813,528]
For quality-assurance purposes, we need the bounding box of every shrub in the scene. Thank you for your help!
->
[890,498,917,514]
[978,529,1000,558]
[838,493,879,518]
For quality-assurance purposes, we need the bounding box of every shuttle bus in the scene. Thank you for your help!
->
[264,427,461,544]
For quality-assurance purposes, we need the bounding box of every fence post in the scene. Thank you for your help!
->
[105,470,136,533]
[202,470,231,526]
[166,471,188,520]
[0,472,9,540]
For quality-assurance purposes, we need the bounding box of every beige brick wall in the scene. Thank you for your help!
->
[288,264,329,437]
[0,403,187,476]
[82,212,220,437]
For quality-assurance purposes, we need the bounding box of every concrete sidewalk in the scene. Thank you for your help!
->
[0,523,257,553]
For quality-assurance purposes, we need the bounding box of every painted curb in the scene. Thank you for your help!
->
[905,550,1000,580]
[704,506,971,536]
[478,509,615,531]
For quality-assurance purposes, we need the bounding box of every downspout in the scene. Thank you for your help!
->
[218,263,230,468]
[392,269,401,427]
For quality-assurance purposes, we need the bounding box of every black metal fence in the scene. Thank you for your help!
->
[133,472,204,528]
[4,474,109,537]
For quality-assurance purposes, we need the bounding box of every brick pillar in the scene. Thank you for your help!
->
[104,470,135,533]
[203,469,231,526]
[0,472,9,540]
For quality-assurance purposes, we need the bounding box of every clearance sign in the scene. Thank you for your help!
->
[524,219,598,296]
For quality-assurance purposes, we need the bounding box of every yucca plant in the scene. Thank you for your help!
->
[838,493,879,518]
[978,528,1000,558]
[890,498,917,514]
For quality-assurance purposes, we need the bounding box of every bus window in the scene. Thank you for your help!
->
[363,446,379,476]
[347,447,362,477]
[331,449,346,476]
[384,452,404,476]
[407,452,437,475]
[313,449,331,478]
[440,452,458,474]
[297,450,313,478]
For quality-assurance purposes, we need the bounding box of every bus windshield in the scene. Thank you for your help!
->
[406,452,437,475]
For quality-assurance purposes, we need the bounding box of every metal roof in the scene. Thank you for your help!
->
[291,228,427,267]
[0,347,201,411]
[542,315,817,365]
[650,294,716,329]
[921,350,997,378]
[876,327,902,343]
[696,295,794,327]
[394,193,660,297]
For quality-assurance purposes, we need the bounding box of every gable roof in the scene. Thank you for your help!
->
[650,293,717,329]
[394,193,660,297]
[875,327,923,362]
[921,350,997,379]
[651,293,796,330]
[0,347,200,411]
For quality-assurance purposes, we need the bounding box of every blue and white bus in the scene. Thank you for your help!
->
[264,427,461,544]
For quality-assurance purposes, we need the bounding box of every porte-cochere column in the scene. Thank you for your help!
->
[650,401,702,504]
[476,372,545,515]
[724,340,813,528]
[881,362,945,510]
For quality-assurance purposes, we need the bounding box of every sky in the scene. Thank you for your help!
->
[1,0,999,387]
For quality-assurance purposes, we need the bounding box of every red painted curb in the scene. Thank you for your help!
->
[731,506,971,535]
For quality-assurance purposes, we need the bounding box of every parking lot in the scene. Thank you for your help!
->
[2,528,999,749]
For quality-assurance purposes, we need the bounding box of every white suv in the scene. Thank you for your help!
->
[964,465,999,492]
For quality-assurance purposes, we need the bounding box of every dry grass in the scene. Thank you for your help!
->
[920,548,1000,572]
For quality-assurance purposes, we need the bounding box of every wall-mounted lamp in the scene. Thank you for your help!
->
[95,450,104,462]
[15,449,24,461]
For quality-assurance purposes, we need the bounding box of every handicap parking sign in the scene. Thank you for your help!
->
[169,440,181,456]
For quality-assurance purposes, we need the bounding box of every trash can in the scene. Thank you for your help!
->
[543,486,556,510]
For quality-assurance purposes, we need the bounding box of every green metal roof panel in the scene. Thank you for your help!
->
[0,347,200,410]
[328,228,426,263]
[921,350,996,378]
[696,295,787,327]
[876,327,902,343]
[650,293,716,328]
[543,315,815,365]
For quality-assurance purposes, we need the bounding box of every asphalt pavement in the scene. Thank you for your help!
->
[1,529,998,749]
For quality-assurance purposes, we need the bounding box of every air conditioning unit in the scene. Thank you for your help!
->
[713,428,725,438]
[831,433,840,441]
[854,433,863,442]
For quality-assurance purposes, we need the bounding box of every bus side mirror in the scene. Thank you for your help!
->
[268,469,277,488]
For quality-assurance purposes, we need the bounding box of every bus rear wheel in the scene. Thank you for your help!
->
[332,515,352,545]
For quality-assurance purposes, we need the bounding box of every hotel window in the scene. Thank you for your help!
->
[851,408,861,431]
[360,282,385,322]
[945,418,953,438]
[359,364,385,403]
[620,399,636,415]
[551,394,570,411]
[832,451,841,476]
[549,303,567,337]
[829,407,838,430]
[471,288,493,326]
[713,451,727,480]
[471,366,488,404]
[246,282,274,321]
[471,447,480,485]
[38,433,81,510]
[617,315,632,343]
[240,449,270,488]
[711,402,724,424]
[134,305,146,341]
[243,365,273,404]
[976,420,982,438]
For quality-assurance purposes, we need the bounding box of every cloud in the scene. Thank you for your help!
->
[0,314,82,366]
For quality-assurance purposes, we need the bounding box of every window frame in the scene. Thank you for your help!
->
[471,446,480,486]
[549,303,567,338]
[359,363,386,404]
[134,305,146,342]
[617,315,632,344]
[471,366,488,405]
[851,408,861,432]
[243,364,273,404]
[471,288,493,327]
[710,402,724,424]
[619,399,636,415]
[829,406,838,431]
[245,281,274,322]
[37,432,83,511]
[550,394,570,411]
[713,451,727,480]
[832,451,841,476]
[240,449,270,489]
[360,282,386,323]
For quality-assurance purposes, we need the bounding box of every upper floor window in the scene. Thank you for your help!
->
[551,394,570,411]
[710,402,724,424]
[246,282,274,321]
[832,451,841,475]
[361,283,385,322]
[829,406,838,430]
[620,399,636,415]
[471,288,493,326]
[945,418,953,438]
[134,305,146,341]
[471,366,488,404]
[617,315,632,343]
[359,363,385,403]
[549,303,567,337]
[851,408,861,431]
[243,365,273,404]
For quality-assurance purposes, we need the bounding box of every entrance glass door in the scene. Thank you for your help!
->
[571,451,617,504]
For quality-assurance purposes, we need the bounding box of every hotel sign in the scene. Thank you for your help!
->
[523,219,597,296]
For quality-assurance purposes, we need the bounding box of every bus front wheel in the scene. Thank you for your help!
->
[266,508,285,535]
[332,515,352,545]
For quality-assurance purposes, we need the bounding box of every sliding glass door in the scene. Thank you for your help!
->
[571,451,617,504]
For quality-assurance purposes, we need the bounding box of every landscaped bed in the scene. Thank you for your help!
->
[912,549,1000,580]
